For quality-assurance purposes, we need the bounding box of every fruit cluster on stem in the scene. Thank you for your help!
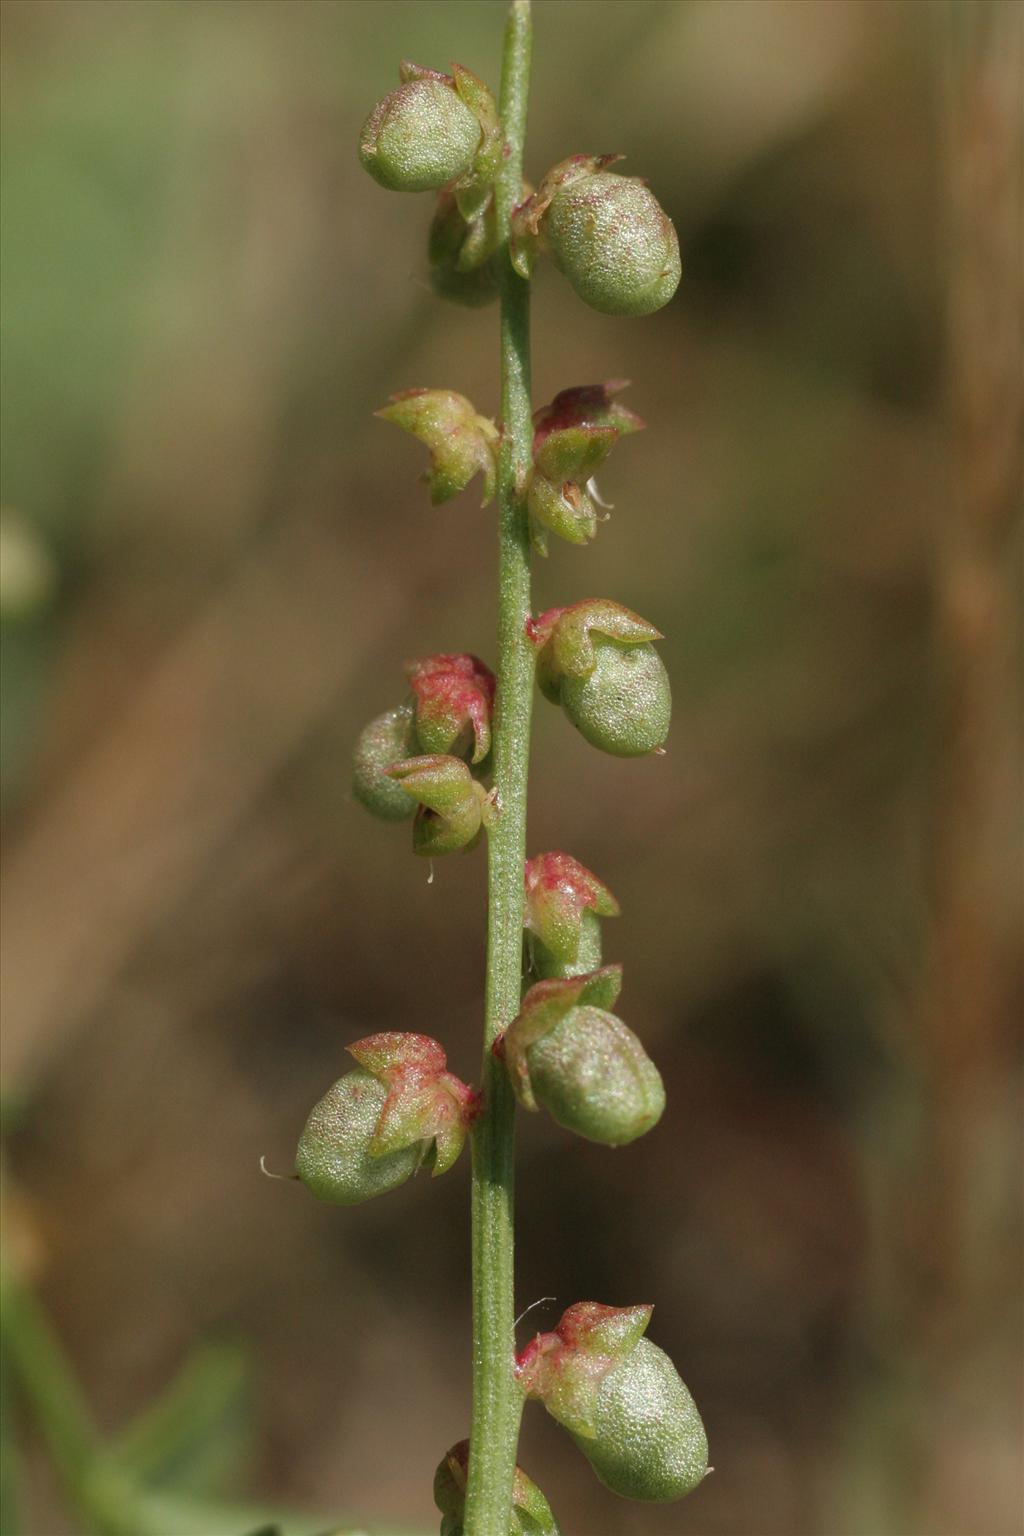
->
[279,4,709,1531]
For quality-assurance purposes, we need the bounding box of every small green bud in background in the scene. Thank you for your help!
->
[434,1440,561,1536]
[387,754,489,856]
[514,155,680,316]
[376,389,498,506]
[502,968,664,1146]
[360,64,483,193]
[352,701,418,821]
[296,1033,478,1205]
[523,851,619,980]
[528,599,671,756]
[517,1302,708,1504]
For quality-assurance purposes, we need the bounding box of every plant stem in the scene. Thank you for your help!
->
[465,2,533,1531]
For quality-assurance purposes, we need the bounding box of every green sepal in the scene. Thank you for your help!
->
[502,967,623,1110]
[450,65,503,220]
[533,425,617,485]
[433,1440,561,1536]
[295,1070,428,1205]
[398,61,448,84]
[528,908,604,981]
[387,754,488,857]
[376,390,498,506]
[526,476,596,549]
[530,599,663,685]
[349,1032,477,1179]
[518,1302,653,1440]
[387,754,479,815]
[509,217,537,281]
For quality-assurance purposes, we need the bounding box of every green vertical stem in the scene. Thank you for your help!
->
[466,1,533,1532]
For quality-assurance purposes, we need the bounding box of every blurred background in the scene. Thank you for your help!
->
[1,2,1021,1533]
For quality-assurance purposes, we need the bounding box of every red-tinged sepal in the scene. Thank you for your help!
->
[434,1440,562,1536]
[525,384,644,553]
[376,389,498,506]
[533,381,645,451]
[528,600,663,683]
[524,852,619,978]
[502,967,624,1110]
[517,1302,654,1439]
[387,754,489,856]
[517,1302,710,1503]
[347,1031,477,1179]
[527,600,671,757]
[407,653,495,764]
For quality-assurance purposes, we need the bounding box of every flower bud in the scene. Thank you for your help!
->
[295,1033,477,1204]
[524,852,619,980]
[525,384,644,554]
[359,64,484,193]
[428,190,500,309]
[387,754,489,856]
[532,380,645,449]
[515,156,680,316]
[502,969,664,1146]
[528,600,671,756]
[434,1440,561,1536]
[518,1303,708,1504]
[407,653,495,765]
[352,701,418,822]
[376,389,498,506]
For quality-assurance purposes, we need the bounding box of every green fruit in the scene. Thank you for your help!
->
[526,1005,664,1146]
[572,1338,708,1501]
[529,908,603,981]
[360,80,481,193]
[546,172,681,316]
[296,1070,424,1204]
[560,639,671,756]
[352,703,417,821]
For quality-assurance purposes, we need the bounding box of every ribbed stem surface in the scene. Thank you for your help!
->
[465,2,533,1531]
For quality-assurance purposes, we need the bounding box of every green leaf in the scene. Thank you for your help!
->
[113,1341,251,1496]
